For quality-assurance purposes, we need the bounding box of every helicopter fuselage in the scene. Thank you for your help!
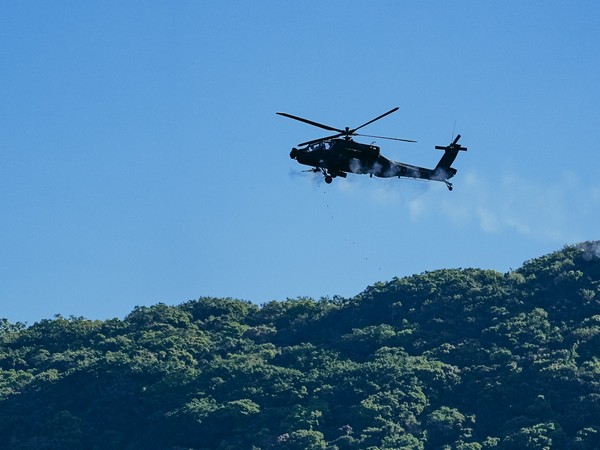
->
[278,107,466,189]
[289,138,451,181]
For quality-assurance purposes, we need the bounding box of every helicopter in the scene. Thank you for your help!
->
[277,107,467,190]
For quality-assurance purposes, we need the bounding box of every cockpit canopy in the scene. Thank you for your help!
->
[305,141,334,152]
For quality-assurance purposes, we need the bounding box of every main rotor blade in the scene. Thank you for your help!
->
[351,107,399,133]
[298,133,342,147]
[276,112,342,133]
[355,133,417,143]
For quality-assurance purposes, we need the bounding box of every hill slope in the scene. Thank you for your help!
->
[1,242,600,449]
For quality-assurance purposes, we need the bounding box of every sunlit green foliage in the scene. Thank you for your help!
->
[0,242,599,449]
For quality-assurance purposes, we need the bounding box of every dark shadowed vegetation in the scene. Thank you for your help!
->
[1,242,600,449]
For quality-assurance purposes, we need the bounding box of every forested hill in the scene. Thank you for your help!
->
[1,243,600,449]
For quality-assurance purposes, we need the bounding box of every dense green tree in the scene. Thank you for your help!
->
[0,241,599,449]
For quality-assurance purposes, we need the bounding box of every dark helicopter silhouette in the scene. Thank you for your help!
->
[277,107,467,190]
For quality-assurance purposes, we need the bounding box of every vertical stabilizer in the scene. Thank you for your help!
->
[435,134,467,172]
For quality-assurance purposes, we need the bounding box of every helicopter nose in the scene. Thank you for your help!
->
[290,148,299,159]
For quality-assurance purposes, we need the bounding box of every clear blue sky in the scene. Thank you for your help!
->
[2,2,599,324]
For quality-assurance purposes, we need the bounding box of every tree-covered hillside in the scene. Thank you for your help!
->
[1,242,600,449]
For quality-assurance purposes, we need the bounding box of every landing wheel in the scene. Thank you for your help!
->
[325,175,333,184]
[445,180,453,191]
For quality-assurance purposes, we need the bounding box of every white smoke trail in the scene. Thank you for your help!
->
[349,158,364,174]
[577,241,600,261]
[435,170,600,242]
[337,167,599,244]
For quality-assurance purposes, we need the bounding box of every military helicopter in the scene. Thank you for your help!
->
[277,107,467,190]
